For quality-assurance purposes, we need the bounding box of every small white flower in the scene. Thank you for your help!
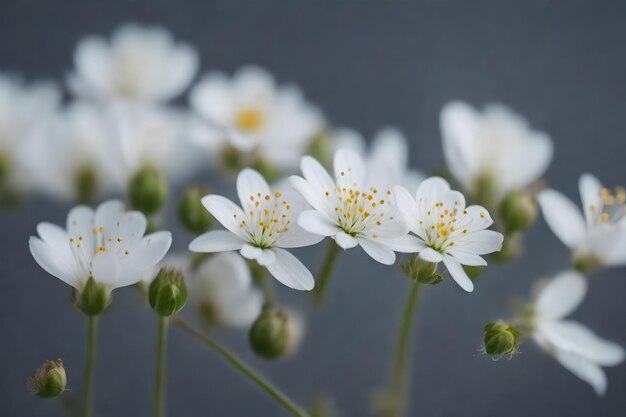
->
[530,270,624,395]
[190,65,323,169]
[394,177,503,292]
[170,253,263,328]
[440,101,553,199]
[331,127,424,191]
[29,200,172,292]
[189,168,323,291]
[69,23,198,103]
[538,174,626,267]
[289,149,421,265]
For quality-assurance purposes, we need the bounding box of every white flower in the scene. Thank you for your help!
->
[530,270,624,395]
[440,101,553,199]
[0,74,60,191]
[29,200,172,292]
[190,65,323,169]
[170,253,263,328]
[394,177,503,292]
[70,23,198,103]
[189,168,323,291]
[331,127,424,191]
[538,174,626,267]
[289,149,421,265]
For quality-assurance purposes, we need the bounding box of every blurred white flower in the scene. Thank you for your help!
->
[530,270,624,395]
[394,177,503,292]
[189,168,323,290]
[190,65,323,169]
[69,23,198,103]
[29,200,172,292]
[538,174,626,268]
[440,101,553,200]
[0,74,60,191]
[290,149,421,265]
[331,127,424,191]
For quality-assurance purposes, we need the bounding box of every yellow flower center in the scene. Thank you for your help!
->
[235,108,265,132]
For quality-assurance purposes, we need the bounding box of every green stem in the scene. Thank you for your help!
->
[172,317,308,417]
[154,316,169,417]
[311,242,341,304]
[84,316,98,417]
[385,280,421,417]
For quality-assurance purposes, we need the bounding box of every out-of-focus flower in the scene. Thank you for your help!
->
[0,74,60,194]
[190,65,323,170]
[249,305,304,359]
[290,149,421,265]
[69,23,198,103]
[394,177,503,292]
[440,101,552,203]
[530,270,624,395]
[331,127,424,191]
[189,168,323,290]
[538,174,626,271]
[29,199,172,296]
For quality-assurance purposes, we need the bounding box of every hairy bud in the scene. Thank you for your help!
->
[128,165,168,216]
[30,358,66,398]
[483,321,519,357]
[149,267,187,317]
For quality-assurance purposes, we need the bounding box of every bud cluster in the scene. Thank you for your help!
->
[401,255,444,285]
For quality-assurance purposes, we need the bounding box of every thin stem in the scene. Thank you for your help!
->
[84,316,98,417]
[311,242,341,304]
[172,317,308,417]
[154,317,169,417]
[385,280,421,417]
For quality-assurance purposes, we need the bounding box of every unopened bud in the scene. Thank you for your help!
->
[149,267,187,316]
[178,185,213,234]
[308,130,332,167]
[0,151,10,185]
[128,165,168,216]
[572,253,604,274]
[249,306,300,359]
[74,164,99,204]
[251,158,280,183]
[219,145,243,173]
[73,277,111,316]
[473,172,497,208]
[500,191,537,233]
[401,255,444,285]
[30,358,66,398]
[483,321,519,357]
[491,233,522,263]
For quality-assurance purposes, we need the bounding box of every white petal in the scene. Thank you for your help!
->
[554,351,607,396]
[334,148,366,189]
[36,223,70,247]
[445,250,487,266]
[94,199,125,232]
[297,210,338,236]
[240,244,263,261]
[452,230,503,255]
[416,176,451,201]
[393,185,421,234]
[91,252,120,287]
[334,231,358,249]
[440,101,481,189]
[301,155,335,194]
[117,232,172,287]
[538,189,586,249]
[579,173,603,226]
[29,237,80,289]
[237,168,271,209]
[277,226,325,249]
[202,195,247,238]
[257,249,276,266]
[357,238,396,265]
[535,270,587,319]
[265,248,314,290]
[289,176,333,217]
[383,234,425,253]
[419,247,443,263]
[442,255,474,292]
[189,230,245,253]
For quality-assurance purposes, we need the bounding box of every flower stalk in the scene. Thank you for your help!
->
[311,242,341,304]
[84,316,98,417]
[154,317,169,417]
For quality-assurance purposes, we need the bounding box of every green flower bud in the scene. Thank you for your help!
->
[483,321,519,357]
[149,267,187,317]
[73,277,111,316]
[74,164,99,204]
[490,233,522,263]
[249,306,292,359]
[401,254,444,285]
[0,151,10,185]
[250,158,280,183]
[572,253,604,274]
[473,172,498,208]
[30,358,66,398]
[307,130,332,168]
[500,191,537,233]
[219,145,244,173]
[178,185,213,234]
[128,165,168,216]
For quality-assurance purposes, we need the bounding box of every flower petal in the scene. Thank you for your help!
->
[442,254,474,292]
[393,185,421,235]
[256,249,276,266]
[535,270,587,320]
[419,247,443,263]
[383,234,425,253]
[297,210,338,236]
[202,195,247,238]
[289,176,334,217]
[240,244,263,260]
[237,168,271,209]
[452,230,503,255]
[334,231,358,249]
[29,237,80,289]
[189,230,245,253]
[357,237,396,265]
[265,248,314,290]
[579,173,603,226]
[301,155,335,194]
[334,148,366,189]
[554,351,607,396]
[277,226,325,248]
[91,251,120,287]
[445,250,487,266]
[538,189,586,250]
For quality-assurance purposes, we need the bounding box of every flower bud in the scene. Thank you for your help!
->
[74,164,99,204]
[219,145,243,173]
[0,151,10,185]
[490,233,522,263]
[401,255,444,285]
[128,165,168,216]
[149,267,187,316]
[473,172,497,208]
[572,253,604,274]
[30,358,66,398]
[500,191,537,233]
[249,306,298,359]
[308,130,332,167]
[251,158,280,183]
[178,185,213,234]
[73,277,111,316]
[483,321,519,357]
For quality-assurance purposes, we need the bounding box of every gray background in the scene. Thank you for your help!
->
[1,1,625,416]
